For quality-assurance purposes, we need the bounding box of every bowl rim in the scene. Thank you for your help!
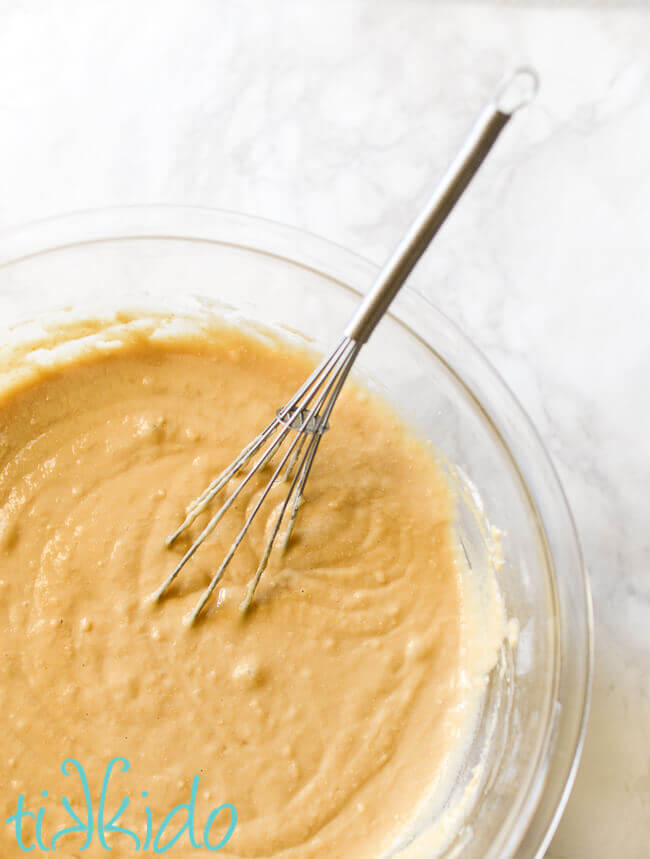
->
[0,204,594,857]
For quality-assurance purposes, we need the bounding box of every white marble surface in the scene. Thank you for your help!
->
[0,1,648,856]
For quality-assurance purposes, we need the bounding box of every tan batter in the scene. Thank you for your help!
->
[0,321,498,858]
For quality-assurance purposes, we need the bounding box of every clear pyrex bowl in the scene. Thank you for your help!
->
[0,206,592,858]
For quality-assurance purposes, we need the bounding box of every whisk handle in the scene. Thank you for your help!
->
[344,67,538,344]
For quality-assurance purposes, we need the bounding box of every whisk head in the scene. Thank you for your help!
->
[151,336,360,624]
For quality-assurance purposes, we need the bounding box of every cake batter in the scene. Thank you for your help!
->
[0,319,502,857]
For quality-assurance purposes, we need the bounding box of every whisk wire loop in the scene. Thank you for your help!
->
[152,337,358,621]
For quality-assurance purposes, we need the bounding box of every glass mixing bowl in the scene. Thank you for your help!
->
[0,206,592,858]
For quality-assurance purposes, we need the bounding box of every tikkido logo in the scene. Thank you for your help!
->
[5,758,237,853]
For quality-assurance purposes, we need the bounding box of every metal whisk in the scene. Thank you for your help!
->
[152,68,538,624]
